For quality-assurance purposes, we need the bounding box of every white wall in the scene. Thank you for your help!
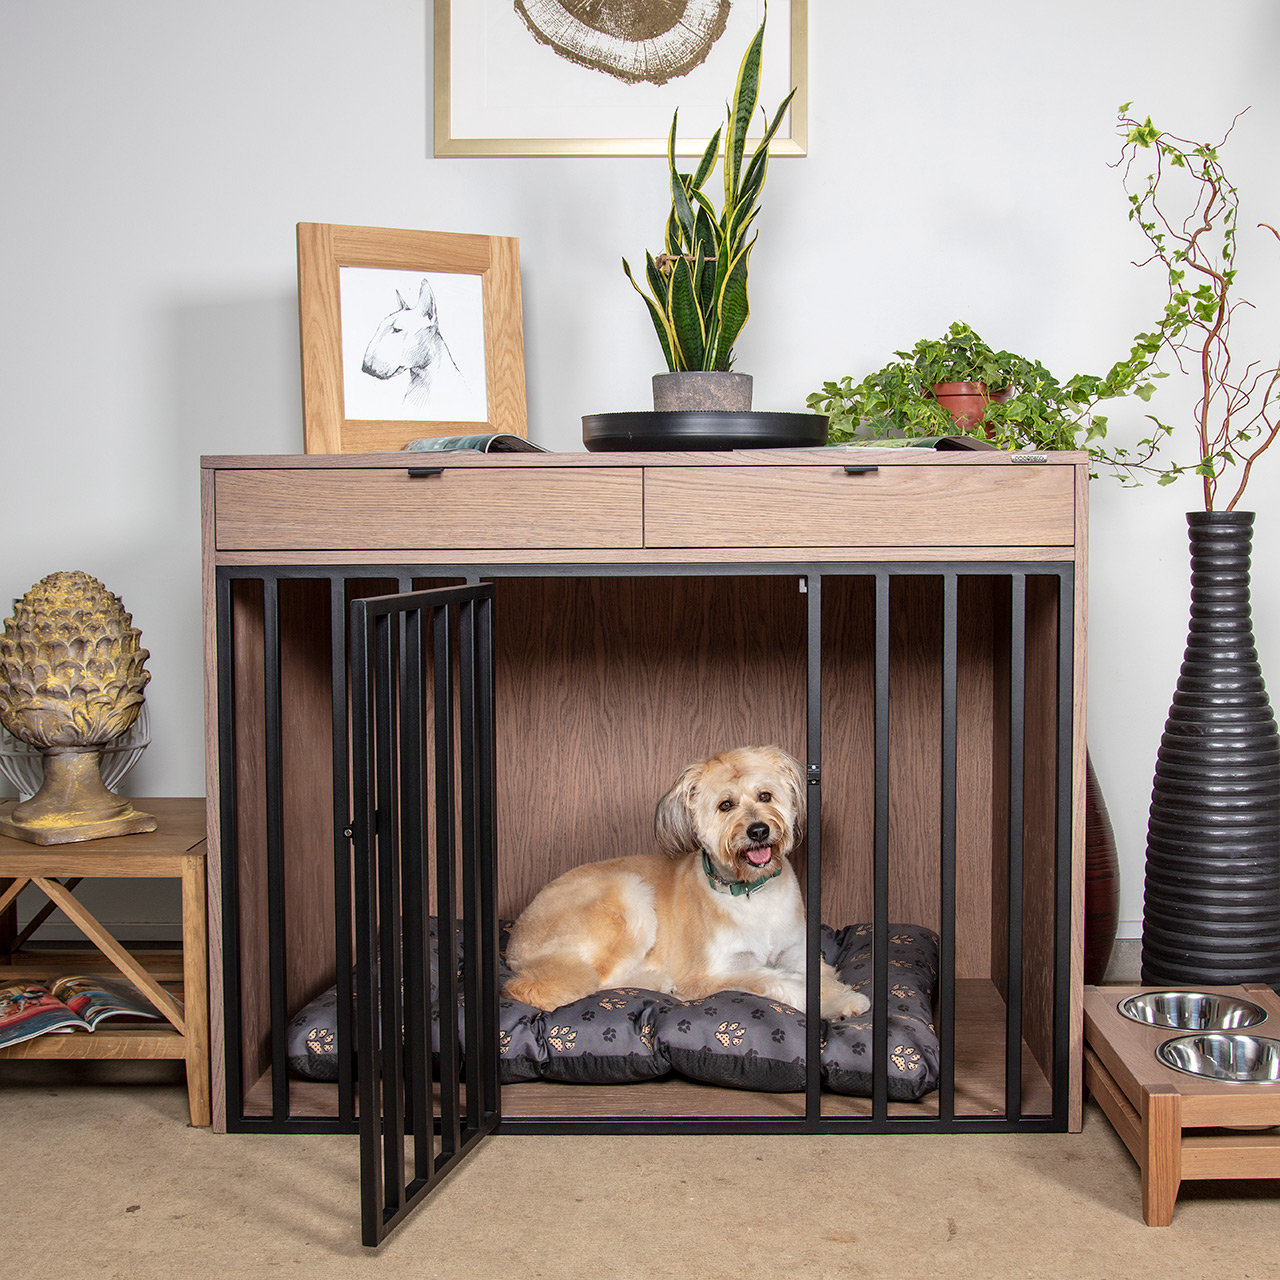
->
[3,1,1279,940]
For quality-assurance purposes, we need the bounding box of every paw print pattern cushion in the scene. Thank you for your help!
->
[819,923,940,1102]
[653,992,808,1091]
[287,920,941,1100]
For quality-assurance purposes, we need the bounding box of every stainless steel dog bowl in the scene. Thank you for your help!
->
[1155,1033,1280,1083]
[1118,990,1268,1031]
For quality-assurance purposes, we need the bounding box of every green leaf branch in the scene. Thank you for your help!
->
[1116,105,1280,509]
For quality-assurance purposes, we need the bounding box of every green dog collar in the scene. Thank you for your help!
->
[701,848,782,897]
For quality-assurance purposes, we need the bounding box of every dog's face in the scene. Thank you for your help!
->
[654,746,805,882]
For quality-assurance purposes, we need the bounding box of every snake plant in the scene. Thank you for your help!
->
[623,14,795,373]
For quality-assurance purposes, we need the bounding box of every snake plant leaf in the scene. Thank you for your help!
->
[738,89,796,207]
[691,126,721,195]
[711,236,755,369]
[693,204,718,270]
[645,250,667,301]
[623,256,677,372]
[670,248,707,370]
[668,113,697,245]
[693,209,718,313]
[724,17,764,207]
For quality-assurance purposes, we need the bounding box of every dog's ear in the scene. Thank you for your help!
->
[763,745,806,845]
[654,761,702,857]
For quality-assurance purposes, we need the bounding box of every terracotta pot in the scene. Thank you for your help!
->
[930,381,990,432]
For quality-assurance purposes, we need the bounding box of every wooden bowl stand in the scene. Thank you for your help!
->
[1084,984,1280,1225]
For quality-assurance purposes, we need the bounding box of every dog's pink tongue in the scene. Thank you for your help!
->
[746,846,773,866]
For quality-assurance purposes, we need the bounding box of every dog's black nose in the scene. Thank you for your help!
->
[746,821,771,844]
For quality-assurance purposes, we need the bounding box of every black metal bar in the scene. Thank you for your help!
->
[373,609,407,1218]
[399,602,432,1184]
[331,578,356,1129]
[459,597,485,1139]
[262,577,290,1122]
[1005,574,1027,1121]
[938,572,958,1123]
[842,464,879,474]
[498,1113,1067,1136]
[804,571,823,1123]
[872,571,890,1124]
[474,589,501,1127]
[407,467,444,479]
[214,570,246,1128]
[349,598,385,1246]
[433,602,462,1165]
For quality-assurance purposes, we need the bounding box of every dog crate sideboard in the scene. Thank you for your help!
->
[200,448,1088,1146]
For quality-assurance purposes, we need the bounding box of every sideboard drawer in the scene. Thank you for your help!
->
[643,464,1076,548]
[215,467,644,551]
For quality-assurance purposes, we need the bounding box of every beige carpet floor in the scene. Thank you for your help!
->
[3,1059,1279,1280]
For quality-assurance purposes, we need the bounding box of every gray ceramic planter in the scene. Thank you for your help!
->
[652,371,753,412]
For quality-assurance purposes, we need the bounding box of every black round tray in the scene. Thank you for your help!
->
[582,410,829,452]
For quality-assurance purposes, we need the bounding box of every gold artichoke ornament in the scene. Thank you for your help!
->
[0,571,156,844]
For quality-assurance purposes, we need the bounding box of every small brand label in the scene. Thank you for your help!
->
[1010,453,1049,464]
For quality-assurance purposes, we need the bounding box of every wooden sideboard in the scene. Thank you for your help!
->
[201,447,1088,1135]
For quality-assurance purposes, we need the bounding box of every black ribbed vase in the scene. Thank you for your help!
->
[1142,510,1280,986]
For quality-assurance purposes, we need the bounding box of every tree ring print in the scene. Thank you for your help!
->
[514,0,733,85]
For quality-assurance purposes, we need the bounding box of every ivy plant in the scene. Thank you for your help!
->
[807,321,1164,481]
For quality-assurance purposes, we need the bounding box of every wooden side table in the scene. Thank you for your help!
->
[1084,983,1280,1225]
[0,797,210,1126]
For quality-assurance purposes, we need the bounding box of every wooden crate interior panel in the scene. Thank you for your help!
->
[643,465,1075,549]
[213,468,644,552]
[230,579,269,1086]
[816,576,875,931]
[492,576,807,920]
[279,579,341,1018]
[819,576,1005,976]
[955,577,999,979]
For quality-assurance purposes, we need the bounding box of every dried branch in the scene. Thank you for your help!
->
[1116,105,1280,509]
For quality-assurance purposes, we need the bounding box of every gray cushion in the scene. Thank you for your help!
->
[287,920,940,1100]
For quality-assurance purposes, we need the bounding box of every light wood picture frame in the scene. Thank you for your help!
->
[434,0,807,158]
[297,223,527,454]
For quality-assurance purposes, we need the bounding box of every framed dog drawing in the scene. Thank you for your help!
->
[297,223,528,454]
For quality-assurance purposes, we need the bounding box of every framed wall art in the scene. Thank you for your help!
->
[434,0,807,158]
[297,223,527,454]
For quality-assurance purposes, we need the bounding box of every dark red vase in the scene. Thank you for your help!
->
[1084,750,1120,984]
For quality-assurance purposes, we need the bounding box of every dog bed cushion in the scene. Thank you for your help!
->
[287,920,940,1100]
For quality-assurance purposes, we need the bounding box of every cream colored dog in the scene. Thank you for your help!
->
[503,746,870,1020]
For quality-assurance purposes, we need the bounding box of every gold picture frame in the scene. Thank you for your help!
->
[297,222,527,454]
[434,0,807,158]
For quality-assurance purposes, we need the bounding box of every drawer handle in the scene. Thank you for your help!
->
[842,464,879,475]
[407,467,444,478]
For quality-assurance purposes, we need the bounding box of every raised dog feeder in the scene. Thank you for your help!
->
[1118,990,1268,1031]
[1084,984,1280,1226]
[1155,1032,1280,1083]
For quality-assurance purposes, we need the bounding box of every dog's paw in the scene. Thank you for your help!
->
[823,987,871,1021]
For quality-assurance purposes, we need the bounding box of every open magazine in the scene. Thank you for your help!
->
[0,975,163,1049]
